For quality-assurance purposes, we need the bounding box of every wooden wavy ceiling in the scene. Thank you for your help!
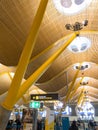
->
[0,0,98,103]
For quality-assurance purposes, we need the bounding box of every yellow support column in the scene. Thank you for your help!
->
[77,94,84,106]
[2,0,49,110]
[15,33,78,102]
[64,69,80,103]
[77,88,85,106]
[68,77,84,101]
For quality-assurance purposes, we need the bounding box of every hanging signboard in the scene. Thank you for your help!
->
[30,93,59,101]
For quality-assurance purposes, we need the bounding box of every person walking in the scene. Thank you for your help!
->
[69,121,79,130]
[15,118,21,130]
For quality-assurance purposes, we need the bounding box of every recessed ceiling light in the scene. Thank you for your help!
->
[53,0,92,15]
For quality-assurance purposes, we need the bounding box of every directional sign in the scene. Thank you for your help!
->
[30,93,59,101]
[29,101,40,108]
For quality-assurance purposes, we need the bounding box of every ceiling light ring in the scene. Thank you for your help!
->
[53,0,92,16]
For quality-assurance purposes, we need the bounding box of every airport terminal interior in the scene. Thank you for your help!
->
[1,0,98,130]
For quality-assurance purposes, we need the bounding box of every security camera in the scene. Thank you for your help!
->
[83,20,88,26]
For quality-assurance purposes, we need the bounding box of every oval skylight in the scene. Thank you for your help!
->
[68,36,91,53]
[73,62,90,70]
[53,0,92,15]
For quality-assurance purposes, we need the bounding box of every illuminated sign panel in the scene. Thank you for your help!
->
[29,101,40,108]
[30,93,59,101]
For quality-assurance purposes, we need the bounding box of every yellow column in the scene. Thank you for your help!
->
[22,96,28,104]
[77,94,84,106]
[64,69,80,103]
[2,0,49,110]
[68,77,84,101]
[77,88,85,106]
[15,33,78,102]
[30,33,72,63]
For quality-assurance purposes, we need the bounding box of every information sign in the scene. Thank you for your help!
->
[30,93,59,101]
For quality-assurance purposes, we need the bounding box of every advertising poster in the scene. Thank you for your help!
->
[22,108,33,123]
[45,108,54,130]
[22,109,33,130]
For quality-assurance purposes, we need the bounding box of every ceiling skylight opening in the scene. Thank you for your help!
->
[73,62,90,70]
[68,36,91,53]
[53,0,92,15]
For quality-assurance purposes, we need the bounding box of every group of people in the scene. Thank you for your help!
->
[37,118,45,130]
[69,120,78,130]
[69,120,97,130]
[88,120,97,130]
[6,118,22,130]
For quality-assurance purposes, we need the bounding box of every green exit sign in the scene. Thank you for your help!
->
[29,101,40,108]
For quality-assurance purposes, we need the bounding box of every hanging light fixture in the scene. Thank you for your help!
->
[76,91,95,120]
[61,105,72,115]
[54,101,63,114]
[65,20,88,31]
[65,20,91,53]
